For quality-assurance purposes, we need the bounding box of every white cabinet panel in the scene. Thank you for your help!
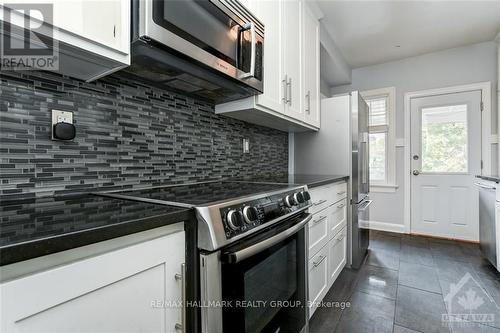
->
[309,209,329,258]
[309,186,329,214]
[1,229,185,333]
[328,227,347,289]
[302,2,320,128]
[308,244,328,318]
[329,199,348,240]
[331,182,348,203]
[282,0,303,121]
[249,0,285,113]
[0,0,130,81]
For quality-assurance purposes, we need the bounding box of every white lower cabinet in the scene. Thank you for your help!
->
[307,181,348,318]
[308,243,329,318]
[328,227,347,289]
[1,228,185,333]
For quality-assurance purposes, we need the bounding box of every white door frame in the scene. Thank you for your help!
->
[403,82,492,234]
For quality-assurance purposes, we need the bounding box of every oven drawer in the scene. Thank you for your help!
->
[308,209,329,258]
[329,199,347,241]
[308,244,329,318]
[328,227,347,289]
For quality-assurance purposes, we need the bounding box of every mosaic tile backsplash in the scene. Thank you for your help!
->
[0,71,288,200]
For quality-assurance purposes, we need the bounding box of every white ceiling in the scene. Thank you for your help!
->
[317,1,500,68]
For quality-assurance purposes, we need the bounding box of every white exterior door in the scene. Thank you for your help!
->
[410,90,482,241]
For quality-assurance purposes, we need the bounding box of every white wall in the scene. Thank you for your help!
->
[331,41,498,230]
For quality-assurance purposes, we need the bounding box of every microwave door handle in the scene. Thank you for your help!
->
[222,214,312,264]
[239,21,256,79]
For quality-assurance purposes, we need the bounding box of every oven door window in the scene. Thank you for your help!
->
[221,221,306,333]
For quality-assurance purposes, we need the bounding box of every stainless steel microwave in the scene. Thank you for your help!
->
[128,0,264,103]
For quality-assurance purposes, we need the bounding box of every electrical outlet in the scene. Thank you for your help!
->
[51,110,73,140]
[52,109,73,125]
[243,138,250,153]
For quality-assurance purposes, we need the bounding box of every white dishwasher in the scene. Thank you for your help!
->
[476,180,500,271]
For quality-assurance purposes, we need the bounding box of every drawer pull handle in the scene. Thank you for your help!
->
[313,199,327,206]
[313,255,326,267]
[336,234,346,241]
[337,191,346,195]
[313,216,327,224]
[337,203,346,209]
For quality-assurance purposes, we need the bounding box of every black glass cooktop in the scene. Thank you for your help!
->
[110,181,297,206]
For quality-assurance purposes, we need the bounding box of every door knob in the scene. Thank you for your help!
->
[413,170,420,176]
[413,155,419,160]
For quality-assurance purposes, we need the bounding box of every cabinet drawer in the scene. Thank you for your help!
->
[308,244,328,318]
[329,199,347,240]
[328,227,347,288]
[309,186,330,214]
[308,209,329,258]
[331,182,348,204]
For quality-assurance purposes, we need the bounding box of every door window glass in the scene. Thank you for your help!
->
[421,104,468,173]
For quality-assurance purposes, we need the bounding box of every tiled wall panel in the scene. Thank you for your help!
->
[0,71,288,199]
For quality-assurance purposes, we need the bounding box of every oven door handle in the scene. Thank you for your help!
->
[222,214,312,264]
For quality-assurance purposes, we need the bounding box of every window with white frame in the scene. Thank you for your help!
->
[361,87,396,191]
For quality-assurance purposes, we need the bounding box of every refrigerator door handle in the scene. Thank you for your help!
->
[358,200,373,211]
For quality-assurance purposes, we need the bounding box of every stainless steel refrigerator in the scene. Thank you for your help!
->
[294,91,371,269]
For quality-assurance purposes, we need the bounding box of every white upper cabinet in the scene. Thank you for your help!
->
[215,0,321,132]
[282,0,303,122]
[302,2,321,128]
[0,0,130,81]
[252,0,285,113]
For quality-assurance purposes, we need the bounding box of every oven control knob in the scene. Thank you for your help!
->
[294,192,306,204]
[301,191,311,201]
[243,206,259,224]
[226,210,244,230]
[284,194,298,207]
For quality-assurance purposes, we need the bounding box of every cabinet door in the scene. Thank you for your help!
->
[309,209,329,258]
[55,0,124,51]
[282,0,303,121]
[328,227,347,288]
[4,0,125,52]
[245,0,285,113]
[302,3,320,128]
[329,199,348,240]
[308,244,328,318]
[1,230,185,333]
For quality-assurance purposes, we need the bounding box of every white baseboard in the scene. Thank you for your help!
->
[360,220,406,234]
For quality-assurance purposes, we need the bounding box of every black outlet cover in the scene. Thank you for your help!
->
[53,122,76,140]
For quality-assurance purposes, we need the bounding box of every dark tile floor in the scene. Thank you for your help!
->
[309,230,500,333]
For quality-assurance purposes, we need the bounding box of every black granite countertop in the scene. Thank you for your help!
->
[235,174,349,188]
[0,194,193,266]
[476,175,500,183]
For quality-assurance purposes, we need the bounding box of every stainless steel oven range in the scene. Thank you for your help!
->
[103,181,311,333]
